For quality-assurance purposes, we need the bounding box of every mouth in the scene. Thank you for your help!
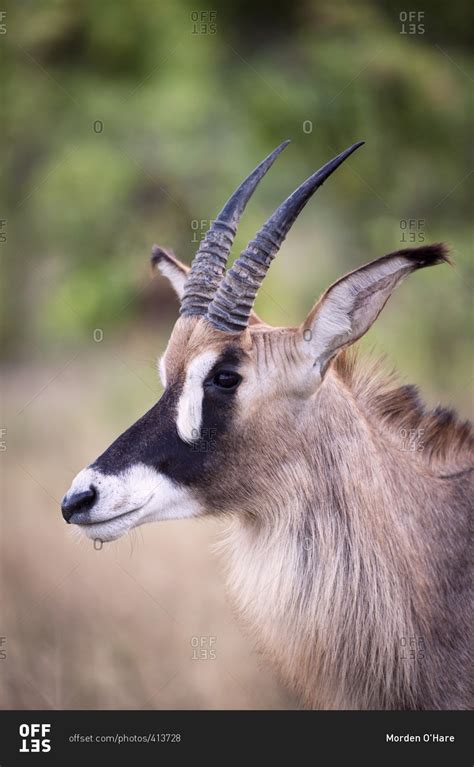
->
[72,495,155,541]
[75,506,141,527]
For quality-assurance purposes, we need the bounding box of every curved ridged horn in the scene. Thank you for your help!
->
[206,141,365,332]
[180,140,290,317]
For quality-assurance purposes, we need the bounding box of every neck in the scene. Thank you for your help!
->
[221,369,429,709]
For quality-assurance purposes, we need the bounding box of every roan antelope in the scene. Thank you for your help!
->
[62,141,472,709]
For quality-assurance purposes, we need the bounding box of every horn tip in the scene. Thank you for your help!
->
[347,140,365,155]
[267,139,291,161]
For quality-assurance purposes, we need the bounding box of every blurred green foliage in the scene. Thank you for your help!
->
[2,0,473,410]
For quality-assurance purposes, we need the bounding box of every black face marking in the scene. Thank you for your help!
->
[92,348,243,489]
[207,347,244,374]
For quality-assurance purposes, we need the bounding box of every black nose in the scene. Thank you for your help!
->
[61,485,97,522]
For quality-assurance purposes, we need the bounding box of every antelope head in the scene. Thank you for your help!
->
[61,141,447,541]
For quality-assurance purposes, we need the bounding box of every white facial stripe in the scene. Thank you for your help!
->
[65,463,203,541]
[176,351,218,443]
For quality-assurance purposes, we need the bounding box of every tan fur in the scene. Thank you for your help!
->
[334,351,473,473]
[159,315,471,710]
[64,191,469,708]
[153,246,472,709]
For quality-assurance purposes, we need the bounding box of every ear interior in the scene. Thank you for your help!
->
[151,245,189,300]
[300,244,449,376]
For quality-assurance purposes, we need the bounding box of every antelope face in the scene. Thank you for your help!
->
[61,316,301,542]
[62,139,447,541]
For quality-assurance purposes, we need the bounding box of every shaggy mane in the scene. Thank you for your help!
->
[334,349,473,473]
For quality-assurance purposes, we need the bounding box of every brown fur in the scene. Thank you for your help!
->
[334,351,473,473]
[159,316,472,710]
[218,355,472,709]
[155,246,473,709]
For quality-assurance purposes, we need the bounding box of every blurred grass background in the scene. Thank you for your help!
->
[1,0,472,709]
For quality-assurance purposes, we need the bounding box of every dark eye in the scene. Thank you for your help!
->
[212,370,242,390]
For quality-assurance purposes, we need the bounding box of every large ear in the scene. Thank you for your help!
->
[299,244,449,377]
[151,245,189,300]
[150,243,265,323]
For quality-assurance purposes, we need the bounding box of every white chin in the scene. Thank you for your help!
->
[75,509,141,542]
